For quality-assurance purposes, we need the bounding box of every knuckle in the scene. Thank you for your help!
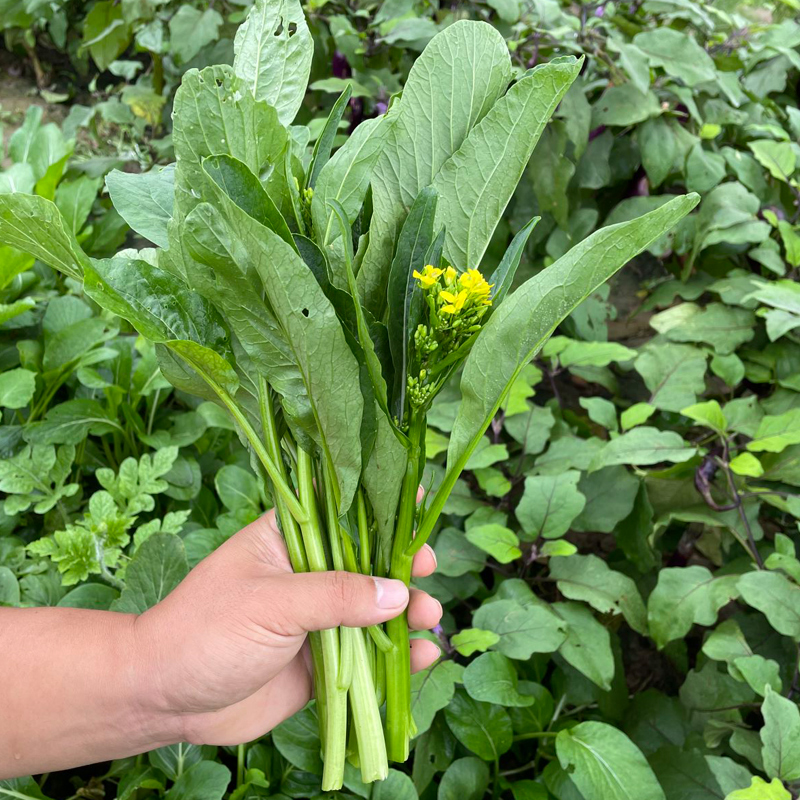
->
[325,570,353,609]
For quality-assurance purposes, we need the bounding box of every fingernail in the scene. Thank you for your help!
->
[425,544,437,567]
[435,598,443,617]
[373,578,409,609]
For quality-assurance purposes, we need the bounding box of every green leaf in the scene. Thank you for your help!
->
[437,757,490,800]
[556,721,666,800]
[489,217,539,304]
[553,601,614,690]
[463,652,535,707]
[444,690,513,761]
[734,655,782,696]
[652,303,755,355]
[105,166,174,249]
[433,528,486,577]
[312,115,394,260]
[738,571,800,638]
[648,566,740,649]
[306,86,352,191]
[632,28,716,86]
[215,465,260,514]
[111,533,189,613]
[747,410,800,453]
[465,524,521,564]
[516,472,585,540]
[761,687,800,782]
[433,57,581,270]
[165,761,231,800]
[202,154,295,251]
[0,368,36,409]
[748,140,796,183]
[169,6,223,64]
[371,769,418,800]
[54,175,101,235]
[541,540,578,557]
[592,84,661,126]
[410,660,464,736]
[725,777,791,800]
[637,117,676,189]
[635,343,707,413]
[0,194,90,281]
[233,0,313,127]
[451,628,500,657]
[0,567,20,606]
[681,400,726,434]
[473,598,566,659]
[446,195,699,486]
[621,402,656,431]
[272,704,322,774]
[171,64,287,231]
[589,427,694,471]
[730,452,764,477]
[83,255,227,348]
[82,0,131,71]
[554,339,637,369]
[24,399,121,445]
[211,188,364,511]
[357,20,512,313]
[386,186,438,415]
[148,743,209,782]
[580,397,618,432]
[0,777,52,799]
[57,583,118,610]
[550,554,647,635]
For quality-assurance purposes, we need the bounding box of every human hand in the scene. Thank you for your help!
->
[135,507,442,747]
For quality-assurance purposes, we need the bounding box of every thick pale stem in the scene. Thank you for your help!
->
[349,627,389,782]
[385,413,424,761]
[297,448,347,791]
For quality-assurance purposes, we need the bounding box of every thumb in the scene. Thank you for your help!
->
[264,571,409,635]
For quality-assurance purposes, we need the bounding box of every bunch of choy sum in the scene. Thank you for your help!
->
[0,0,698,788]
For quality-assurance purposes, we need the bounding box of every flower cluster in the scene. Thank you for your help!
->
[404,264,494,411]
[412,265,493,315]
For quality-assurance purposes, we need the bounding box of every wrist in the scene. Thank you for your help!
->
[125,613,187,750]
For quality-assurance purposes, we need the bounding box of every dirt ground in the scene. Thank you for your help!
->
[0,49,69,164]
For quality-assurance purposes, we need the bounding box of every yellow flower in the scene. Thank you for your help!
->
[412,264,443,289]
[440,289,468,314]
[458,268,494,305]
[444,266,458,285]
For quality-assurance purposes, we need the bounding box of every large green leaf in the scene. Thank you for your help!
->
[760,687,800,782]
[182,202,316,445]
[232,0,313,127]
[105,165,174,249]
[738,571,800,638]
[435,194,699,529]
[648,566,740,649]
[202,155,295,250]
[0,194,90,281]
[111,533,189,613]
[357,20,512,313]
[550,554,647,635]
[444,691,513,761]
[312,115,394,264]
[553,601,614,690]
[210,187,364,510]
[433,57,581,270]
[171,64,287,233]
[556,721,666,800]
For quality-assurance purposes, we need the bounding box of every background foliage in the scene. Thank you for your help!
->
[2,0,800,799]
